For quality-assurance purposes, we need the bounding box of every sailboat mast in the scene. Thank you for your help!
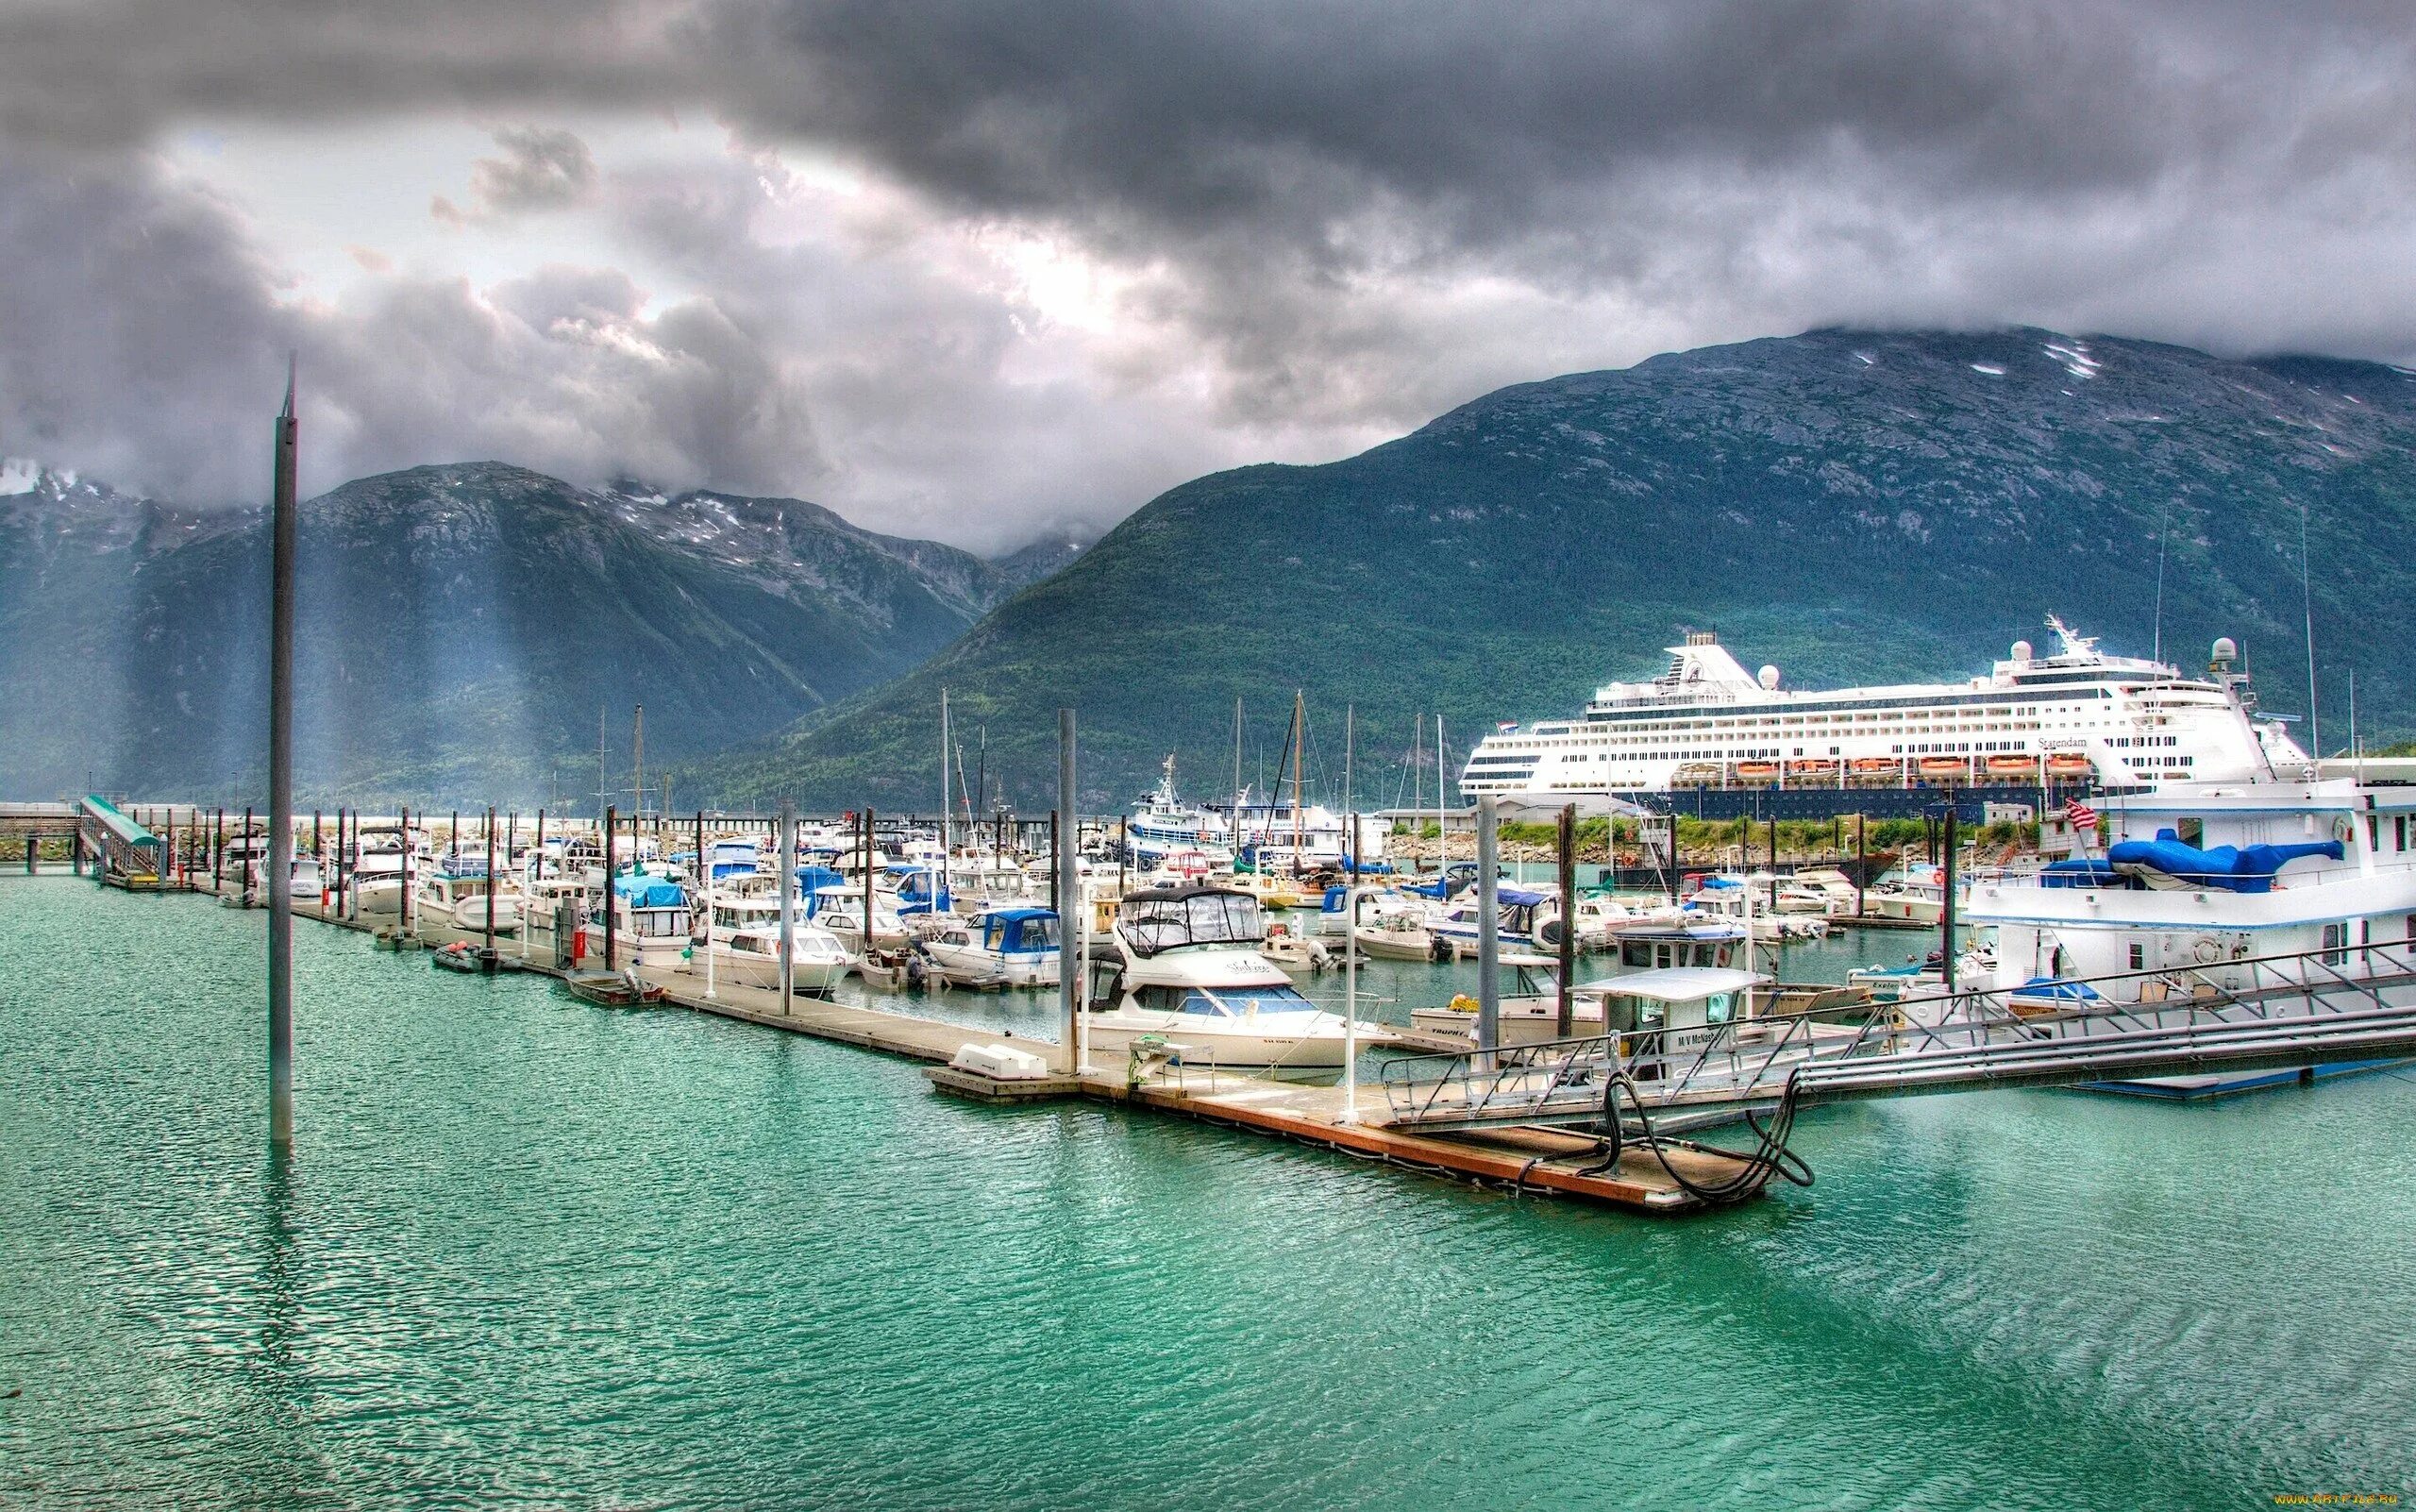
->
[940,688,951,859]
[632,702,646,841]
[1291,689,1305,872]
[1232,696,1244,855]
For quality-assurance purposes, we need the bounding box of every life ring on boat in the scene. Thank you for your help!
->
[1447,993,1480,1016]
[2191,936,2222,966]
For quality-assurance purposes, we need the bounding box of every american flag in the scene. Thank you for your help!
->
[2064,798,2099,832]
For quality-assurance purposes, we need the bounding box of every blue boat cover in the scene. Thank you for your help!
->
[981,908,1059,954]
[2106,831,2343,894]
[614,875,685,908]
[1497,887,1550,908]
[793,865,846,895]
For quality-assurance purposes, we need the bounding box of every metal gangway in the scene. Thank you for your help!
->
[76,795,163,888]
[1383,941,2416,1136]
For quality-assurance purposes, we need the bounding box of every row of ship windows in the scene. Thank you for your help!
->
[1490,718,2172,751]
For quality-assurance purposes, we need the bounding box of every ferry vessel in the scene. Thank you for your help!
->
[1458,620,2307,807]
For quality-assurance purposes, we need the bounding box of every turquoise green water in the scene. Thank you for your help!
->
[4,882,2412,1509]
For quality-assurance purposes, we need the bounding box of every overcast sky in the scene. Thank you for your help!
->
[1,0,2411,552]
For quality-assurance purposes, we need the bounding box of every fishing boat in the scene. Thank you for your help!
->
[917,907,1062,989]
[1082,885,1389,1068]
[1126,756,1237,865]
[1260,919,1334,975]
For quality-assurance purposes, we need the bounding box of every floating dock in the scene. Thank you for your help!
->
[125,868,1755,1213]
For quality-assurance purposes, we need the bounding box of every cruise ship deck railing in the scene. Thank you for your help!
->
[1379,941,2416,1133]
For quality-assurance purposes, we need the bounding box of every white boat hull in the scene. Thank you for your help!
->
[1081,1011,1391,1069]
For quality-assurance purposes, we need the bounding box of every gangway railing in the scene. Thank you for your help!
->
[1380,941,2416,1136]
[77,794,162,888]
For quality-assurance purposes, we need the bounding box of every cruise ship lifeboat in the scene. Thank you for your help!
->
[1787,759,1837,778]
[1918,756,1970,780]
[1850,757,1900,776]
[1986,754,2040,777]
[2044,752,2094,777]
[1735,761,1782,781]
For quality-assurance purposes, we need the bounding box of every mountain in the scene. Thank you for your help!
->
[705,328,2416,813]
[0,462,1046,803]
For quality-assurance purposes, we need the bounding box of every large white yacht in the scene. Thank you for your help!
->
[1458,620,2308,802]
[1962,771,2416,1093]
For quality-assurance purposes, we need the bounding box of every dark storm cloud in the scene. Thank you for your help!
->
[2,0,2413,538]
[0,152,820,505]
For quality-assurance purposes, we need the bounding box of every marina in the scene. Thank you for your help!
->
[6,865,2414,1507]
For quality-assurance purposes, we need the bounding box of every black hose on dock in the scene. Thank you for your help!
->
[1580,1067,1816,1205]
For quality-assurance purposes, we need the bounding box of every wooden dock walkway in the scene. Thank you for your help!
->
[161,873,1740,1212]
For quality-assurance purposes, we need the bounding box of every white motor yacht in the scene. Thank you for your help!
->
[1082,885,1391,1068]
[696,895,852,994]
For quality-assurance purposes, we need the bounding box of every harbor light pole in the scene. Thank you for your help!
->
[267,361,298,1149]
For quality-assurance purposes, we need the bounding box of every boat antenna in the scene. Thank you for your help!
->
[2350,669,2360,782]
[2150,499,2169,673]
[2301,499,2323,757]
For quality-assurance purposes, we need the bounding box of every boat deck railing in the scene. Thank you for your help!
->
[1379,941,2416,1134]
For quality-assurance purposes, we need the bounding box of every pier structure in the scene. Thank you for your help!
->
[34,788,2416,1216]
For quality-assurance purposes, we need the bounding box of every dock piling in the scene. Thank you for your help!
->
[1555,804,1575,1037]
[1057,709,1078,1076]
[1476,797,1500,1057]
[779,798,796,1016]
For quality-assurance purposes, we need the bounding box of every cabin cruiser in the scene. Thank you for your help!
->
[1962,773,2416,1092]
[1862,863,1946,926]
[1409,922,1761,1043]
[697,895,851,994]
[918,907,1062,988]
[1082,885,1391,1068]
[345,829,408,916]
[413,853,523,946]
[1685,877,1830,939]
[577,873,694,970]
[1431,886,1565,957]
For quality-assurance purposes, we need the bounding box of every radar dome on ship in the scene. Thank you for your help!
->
[2212,636,2239,664]
[2010,639,2034,664]
[1757,664,1780,690]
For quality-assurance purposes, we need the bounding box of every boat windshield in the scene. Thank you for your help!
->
[1120,891,1265,955]
[1179,983,1316,1017]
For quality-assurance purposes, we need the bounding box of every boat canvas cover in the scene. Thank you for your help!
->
[981,909,1059,954]
[1120,886,1265,956]
[2106,832,2343,894]
[614,876,686,909]
[793,865,846,896]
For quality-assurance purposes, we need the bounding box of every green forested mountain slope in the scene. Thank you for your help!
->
[706,328,2416,811]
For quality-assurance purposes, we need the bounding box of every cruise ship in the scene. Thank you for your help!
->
[1458,618,2309,806]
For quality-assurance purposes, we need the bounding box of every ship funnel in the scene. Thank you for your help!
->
[1757,664,1780,691]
